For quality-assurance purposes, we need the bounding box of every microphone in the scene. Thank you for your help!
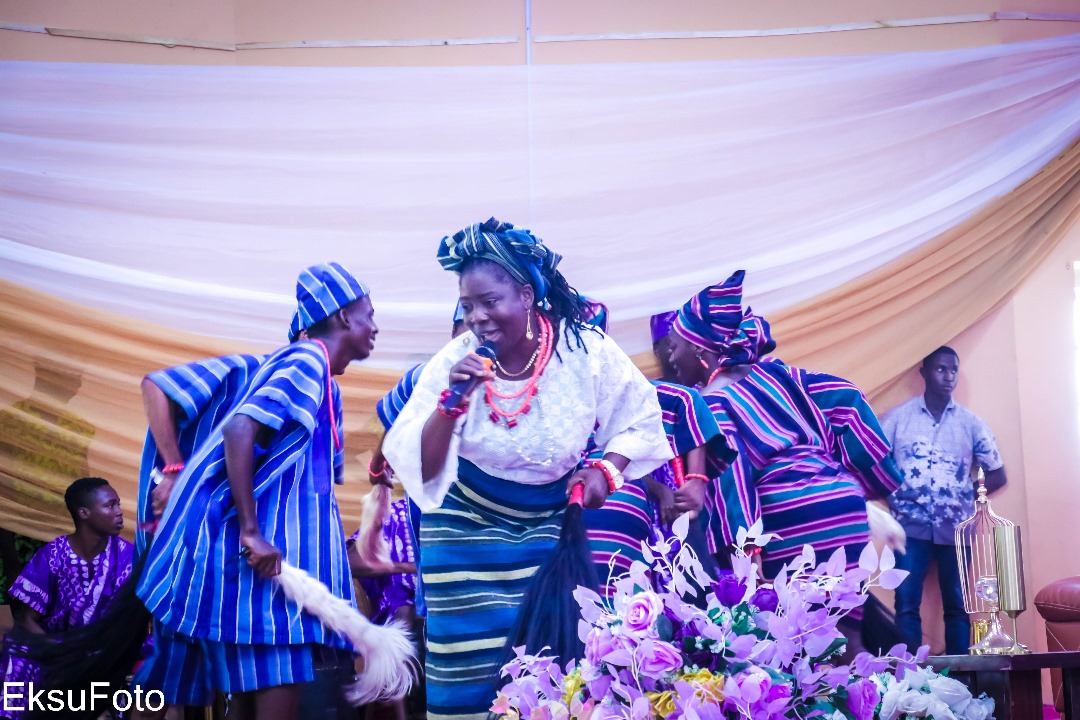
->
[440,340,498,411]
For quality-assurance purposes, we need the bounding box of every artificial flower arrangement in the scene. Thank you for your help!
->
[492,517,995,720]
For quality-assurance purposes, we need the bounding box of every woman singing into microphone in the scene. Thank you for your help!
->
[382,218,671,720]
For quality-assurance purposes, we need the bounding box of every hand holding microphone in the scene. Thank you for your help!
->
[442,340,498,413]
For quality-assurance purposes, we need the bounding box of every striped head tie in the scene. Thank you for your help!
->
[673,270,776,367]
[437,217,561,302]
[293,262,370,336]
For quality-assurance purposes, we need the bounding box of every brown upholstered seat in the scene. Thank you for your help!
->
[1035,576,1080,711]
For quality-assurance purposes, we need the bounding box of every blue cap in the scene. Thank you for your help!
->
[291,262,369,339]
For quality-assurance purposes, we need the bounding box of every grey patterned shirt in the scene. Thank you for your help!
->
[882,396,1004,544]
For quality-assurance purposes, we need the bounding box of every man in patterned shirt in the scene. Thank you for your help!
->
[883,345,1007,655]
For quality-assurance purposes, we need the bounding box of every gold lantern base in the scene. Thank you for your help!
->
[969,610,1029,655]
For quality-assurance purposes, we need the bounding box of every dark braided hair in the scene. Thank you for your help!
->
[459,258,599,360]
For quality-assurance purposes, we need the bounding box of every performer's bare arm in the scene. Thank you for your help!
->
[223,414,282,578]
[420,353,492,481]
[673,446,708,518]
[141,377,184,515]
[15,603,45,635]
[348,546,416,578]
[645,476,677,525]
[368,431,393,488]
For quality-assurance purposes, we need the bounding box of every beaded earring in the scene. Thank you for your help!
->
[526,311,534,341]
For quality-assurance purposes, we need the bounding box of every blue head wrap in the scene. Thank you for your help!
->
[673,270,776,367]
[437,217,561,303]
[650,311,677,344]
[290,262,369,340]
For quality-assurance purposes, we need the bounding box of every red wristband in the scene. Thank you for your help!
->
[368,457,389,478]
[162,462,185,474]
[745,546,764,557]
[588,460,620,494]
[671,456,686,488]
[683,473,710,484]
[437,390,469,419]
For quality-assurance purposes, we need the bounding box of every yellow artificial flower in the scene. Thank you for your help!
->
[563,669,585,705]
[679,669,726,703]
[647,691,676,718]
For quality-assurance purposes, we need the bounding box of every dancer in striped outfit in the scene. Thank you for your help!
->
[138,354,267,554]
[134,262,378,720]
[138,310,318,555]
[666,271,902,591]
[382,218,670,720]
[583,377,731,594]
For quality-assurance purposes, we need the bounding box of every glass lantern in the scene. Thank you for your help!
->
[954,469,1027,654]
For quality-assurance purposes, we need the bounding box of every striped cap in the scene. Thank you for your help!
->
[293,262,369,337]
[288,310,303,341]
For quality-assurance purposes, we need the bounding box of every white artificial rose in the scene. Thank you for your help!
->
[951,698,972,717]
[904,667,932,690]
[928,675,973,708]
[896,689,933,717]
[962,697,994,720]
[925,697,958,720]
[879,681,905,720]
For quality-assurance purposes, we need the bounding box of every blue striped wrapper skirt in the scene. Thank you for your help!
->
[420,460,569,720]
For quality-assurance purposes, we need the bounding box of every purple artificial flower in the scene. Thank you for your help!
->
[584,627,618,666]
[853,651,893,678]
[748,586,778,613]
[847,678,882,720]
[637,639,684,677]
[762,681,793,718]
[625,591,664,633]
[712,571,748,608]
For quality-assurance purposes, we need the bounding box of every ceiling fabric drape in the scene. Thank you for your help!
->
[2,34,1080,538]
[2,34,1079,366]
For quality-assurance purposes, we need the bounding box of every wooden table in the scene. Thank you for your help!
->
[929,652,1080,720]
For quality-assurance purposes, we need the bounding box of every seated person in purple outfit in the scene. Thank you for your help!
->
[0,477,132,719]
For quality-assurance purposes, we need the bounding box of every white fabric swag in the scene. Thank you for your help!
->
[2,33,1080,367]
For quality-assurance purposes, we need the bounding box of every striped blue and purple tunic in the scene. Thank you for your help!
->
[585,381,731,593]
[702,359,901,579]
[137,342,353,649]
[137,353,268,553]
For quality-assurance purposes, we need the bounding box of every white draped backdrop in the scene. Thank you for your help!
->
[2,33,1080,366]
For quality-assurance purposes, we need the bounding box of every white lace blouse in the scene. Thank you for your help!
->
[383,328,672,511]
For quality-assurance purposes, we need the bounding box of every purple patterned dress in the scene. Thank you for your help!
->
[353,500,417,624]
[0,535,134,718]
